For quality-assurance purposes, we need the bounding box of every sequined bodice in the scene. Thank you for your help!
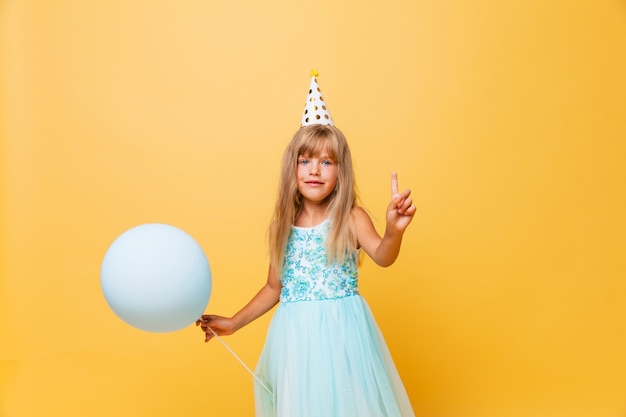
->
[280,219,359,303]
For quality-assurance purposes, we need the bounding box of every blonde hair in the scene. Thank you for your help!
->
[269,125,359,273]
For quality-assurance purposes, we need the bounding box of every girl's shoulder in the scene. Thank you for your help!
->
[349,206,380,250]
[350,206,375,228]
[350,205,367,218]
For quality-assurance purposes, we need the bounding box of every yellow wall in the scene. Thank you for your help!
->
[2,1,625,416]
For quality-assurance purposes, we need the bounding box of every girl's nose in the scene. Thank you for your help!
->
[310,163,320,175]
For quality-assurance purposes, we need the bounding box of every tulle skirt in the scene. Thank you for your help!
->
[254,295,415,417]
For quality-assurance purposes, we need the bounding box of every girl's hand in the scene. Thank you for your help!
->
[386,172,416,234]
[195,315,236,343]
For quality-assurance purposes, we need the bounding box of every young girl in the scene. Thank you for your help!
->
[198,123,417,417]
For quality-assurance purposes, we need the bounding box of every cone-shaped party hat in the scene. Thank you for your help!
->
[301,70,334,127]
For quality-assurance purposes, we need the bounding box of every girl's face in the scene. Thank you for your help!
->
[296,147,338,205]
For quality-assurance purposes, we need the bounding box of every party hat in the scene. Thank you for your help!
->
[301,70,334,127]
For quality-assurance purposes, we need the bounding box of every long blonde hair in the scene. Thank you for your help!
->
[269,125,359,273]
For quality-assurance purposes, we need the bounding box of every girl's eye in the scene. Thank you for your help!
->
[298,159,309,165]
[321,160,333,166]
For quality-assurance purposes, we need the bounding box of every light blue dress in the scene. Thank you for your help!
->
[254,218,415,417]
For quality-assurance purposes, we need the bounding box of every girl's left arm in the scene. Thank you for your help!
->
[354,172,416,267]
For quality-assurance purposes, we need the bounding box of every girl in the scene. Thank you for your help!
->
[198,124,416,417]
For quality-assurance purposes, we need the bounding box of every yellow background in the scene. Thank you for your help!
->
[2,0,625,416]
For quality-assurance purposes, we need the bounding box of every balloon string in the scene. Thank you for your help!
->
[208,327,273,395]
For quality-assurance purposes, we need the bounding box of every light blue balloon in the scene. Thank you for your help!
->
[101,223,212,333]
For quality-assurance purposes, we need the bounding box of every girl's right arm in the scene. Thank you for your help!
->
[196,264,281,342]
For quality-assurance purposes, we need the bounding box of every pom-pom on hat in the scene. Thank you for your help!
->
[301,70,334,127]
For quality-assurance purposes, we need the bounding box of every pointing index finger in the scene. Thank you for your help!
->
[391,172,399,197]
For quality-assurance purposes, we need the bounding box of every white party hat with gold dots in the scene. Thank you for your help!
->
[301,70,334,127]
